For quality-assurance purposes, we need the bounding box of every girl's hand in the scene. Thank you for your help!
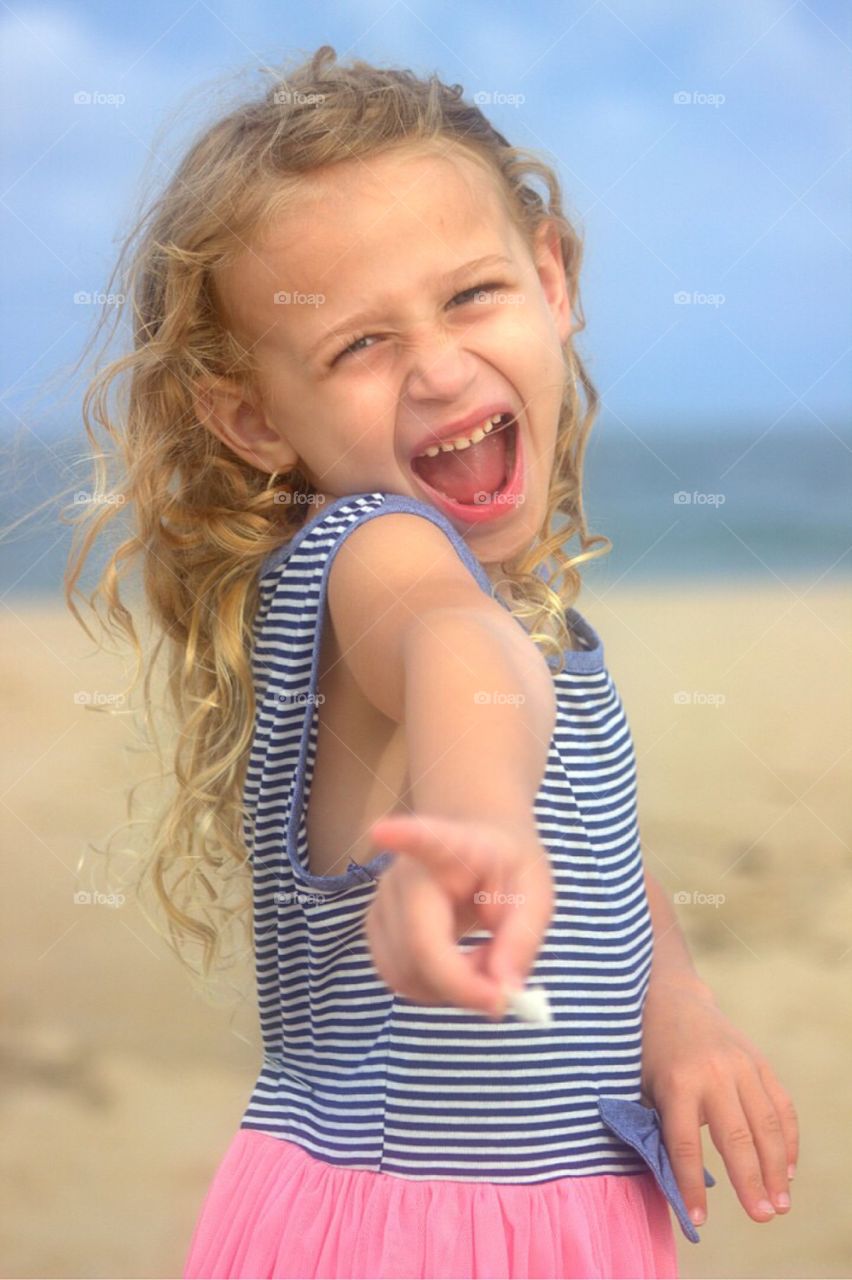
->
[640,975,800,1228]
[364,812,555,1019]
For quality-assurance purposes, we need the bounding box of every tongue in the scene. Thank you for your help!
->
[412,428,508,505]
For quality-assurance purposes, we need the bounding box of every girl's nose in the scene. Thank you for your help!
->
[402,333,479,400]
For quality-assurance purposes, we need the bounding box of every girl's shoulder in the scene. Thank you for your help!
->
[259,490,489,588]
[257,489,606,675]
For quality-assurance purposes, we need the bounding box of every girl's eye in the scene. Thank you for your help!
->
[449,280,504,308]
[336,332,376,360]
[333,281,506,364]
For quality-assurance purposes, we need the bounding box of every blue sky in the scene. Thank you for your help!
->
[1,0,850,442]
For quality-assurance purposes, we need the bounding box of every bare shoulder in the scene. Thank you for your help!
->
[326,510,502,723]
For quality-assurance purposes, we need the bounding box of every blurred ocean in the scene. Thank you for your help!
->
[1,419,849,599]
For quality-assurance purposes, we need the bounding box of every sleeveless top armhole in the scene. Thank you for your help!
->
[248,492,502,896]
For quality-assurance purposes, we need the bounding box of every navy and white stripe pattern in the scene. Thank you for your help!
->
[239,491,656,1185]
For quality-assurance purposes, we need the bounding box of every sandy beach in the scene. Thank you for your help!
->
[1,579,849,1279]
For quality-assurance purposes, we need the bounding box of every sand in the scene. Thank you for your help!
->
[1,580,849,1279]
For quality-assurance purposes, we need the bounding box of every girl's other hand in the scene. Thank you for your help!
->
[364,812,555,1019]
[640,975,800,1228]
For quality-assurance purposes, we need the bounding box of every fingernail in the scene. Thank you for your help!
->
[689,1207,706,1226]
[756,1199,776,1217]
[774,1192,791,1210]
[787,1163,796,1181]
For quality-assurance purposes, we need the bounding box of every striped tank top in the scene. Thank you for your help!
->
[237,490,712,1241]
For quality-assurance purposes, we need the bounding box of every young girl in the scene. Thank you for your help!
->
[66,44,799,1280]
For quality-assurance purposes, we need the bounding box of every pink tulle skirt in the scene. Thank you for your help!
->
[183,1128,679,1279]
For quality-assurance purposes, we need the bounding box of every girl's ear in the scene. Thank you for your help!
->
[532,220,574,347]
[192,374,299,475]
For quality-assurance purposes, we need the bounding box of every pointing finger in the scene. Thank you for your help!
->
[368,813,507,889]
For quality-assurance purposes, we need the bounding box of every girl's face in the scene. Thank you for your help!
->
[203,143,573,570]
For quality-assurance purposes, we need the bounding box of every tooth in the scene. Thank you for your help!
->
[416,413,510,460]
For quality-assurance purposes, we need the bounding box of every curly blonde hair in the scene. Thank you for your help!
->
[62,44,611,987]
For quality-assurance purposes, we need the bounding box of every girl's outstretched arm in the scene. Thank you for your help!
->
[327,512,558,1016]
[641,868,799,1231]
[364,605,559,1018]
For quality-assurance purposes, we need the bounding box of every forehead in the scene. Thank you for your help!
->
[215,146,524,342]
[289,144,509,241]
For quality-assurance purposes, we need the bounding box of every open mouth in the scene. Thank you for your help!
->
[410,413,518,507]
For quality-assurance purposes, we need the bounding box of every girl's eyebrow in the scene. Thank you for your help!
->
[304,252,514,360]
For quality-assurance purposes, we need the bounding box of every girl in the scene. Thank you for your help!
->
[66,45,798,1280]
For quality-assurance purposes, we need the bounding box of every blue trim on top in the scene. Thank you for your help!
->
[261,494,345,579]
[281,493,498,893]
[261,492,605,674]
[267,490,608,895]
[560,609,604,673]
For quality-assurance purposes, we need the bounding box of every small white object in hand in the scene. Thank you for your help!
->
[502,983,552,1025]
